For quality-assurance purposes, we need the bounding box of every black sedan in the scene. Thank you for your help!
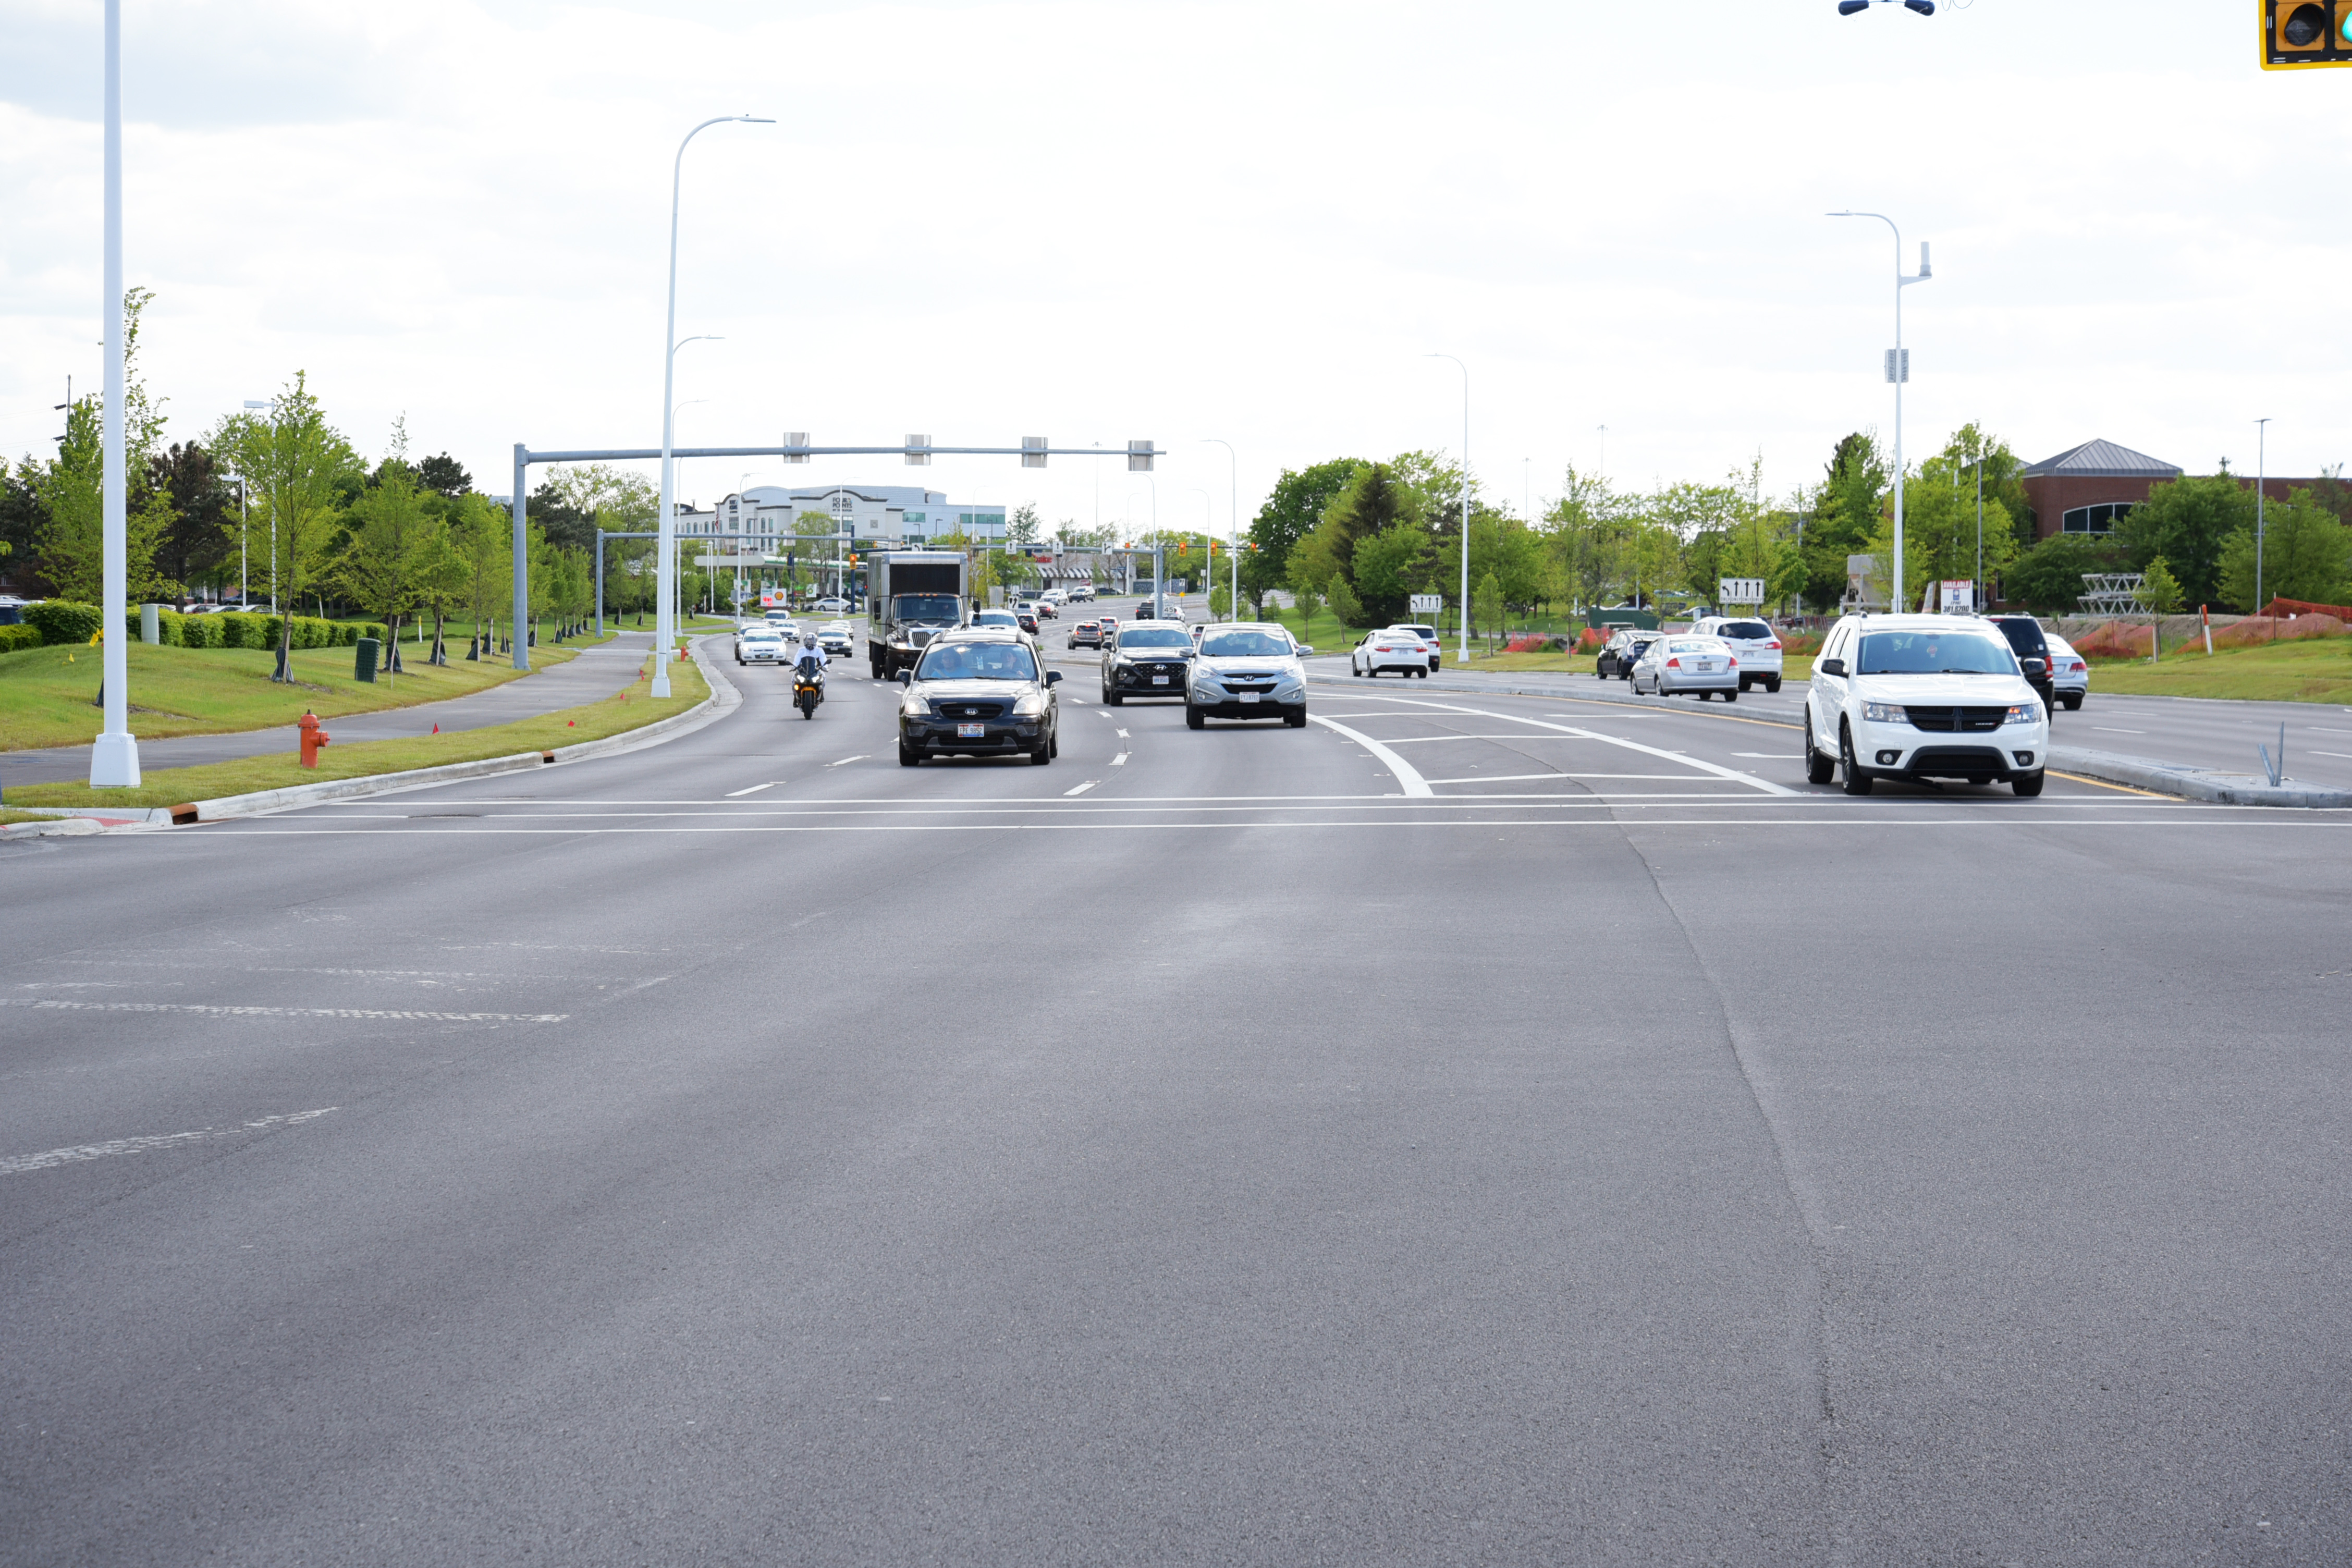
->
[896,629,1062,766]
[1595,629,1661,680]
[1100,622,1194,705]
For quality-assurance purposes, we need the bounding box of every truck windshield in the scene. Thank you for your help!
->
[895,596,961,622]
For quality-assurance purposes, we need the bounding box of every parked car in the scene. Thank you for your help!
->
[1595,628,1662,680]
[2047,632,2088,710]
[1984,614,2057,709]
[1803,614,2048,797]
[734,626,789,665]
[895,628,1063,766]
[1069,620,1102,649]
[1100,622,1195,705]
[1692,616,1785,693]
[1391,622,1442,673]
[817,620,855,657]
[1351,628,1436,678]
[811,596,851,615]
[1186,624,1309,729]
[1631,635,1740,700]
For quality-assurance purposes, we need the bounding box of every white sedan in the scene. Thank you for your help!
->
[817,620,855,657]
[1351,628,1436,678]
[734,628,789,665]
[2047,632,2088,710]
[811,597,851,615]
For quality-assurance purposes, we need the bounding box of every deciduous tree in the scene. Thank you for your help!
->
[209,373,360,677]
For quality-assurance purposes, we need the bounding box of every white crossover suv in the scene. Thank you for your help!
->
[1803,614,2050,797]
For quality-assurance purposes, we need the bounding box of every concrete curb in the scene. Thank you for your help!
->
[2048,745,2352,809]
[0,816,107,840]
[8,641,740,831]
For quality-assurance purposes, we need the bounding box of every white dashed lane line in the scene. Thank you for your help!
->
[1,1109,338,1177]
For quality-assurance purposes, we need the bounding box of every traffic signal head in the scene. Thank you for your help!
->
[2263,0,2352,65]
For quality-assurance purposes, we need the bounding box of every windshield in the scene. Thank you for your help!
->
[1715,620,1771,639]
[1118,628,1192,650]
[895,595,962,622]
[914,642,1039,681]
[1856,631,2017,675]
[1199,630,1293,658]
[974,610,1017,624]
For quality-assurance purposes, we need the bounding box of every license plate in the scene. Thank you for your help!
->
[1152,675,1169,685]
[957,722,985,738]
[1240,692,1260,704]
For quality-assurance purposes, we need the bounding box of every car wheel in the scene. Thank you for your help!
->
[1737,675,1749,691]
[898,739,923,766]
[1839,721,1872,795]
[1724,689,1738,703]
[1031,741,1051,766]
[1284,707,1307,728]
[1049,727,1059,758]
[1805,714,1838,786]
[2012,769,2045,797]
[1186,704,1205,730]
[1766,677,1782,694]
[1107,690,1123,706]
[2063,694,2082,711]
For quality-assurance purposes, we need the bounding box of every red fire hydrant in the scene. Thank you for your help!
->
[299,710,330,768]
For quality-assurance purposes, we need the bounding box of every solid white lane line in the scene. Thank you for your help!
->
[826,755,870,767]
[1380,733,1609,744]
[1306,714,1434,797]
[212,817,2331,839]
[0,1109,338,1177]
[1064,780,1100,796]
[0,999,568,1022]
[1110,752,1130,766]
[724,782,781,797]
[1733,752,1795,758]
[2310,751,2352,760]
[2094,727,2146,734]
[1424,773,1717,785]
[1344,696,1798,797]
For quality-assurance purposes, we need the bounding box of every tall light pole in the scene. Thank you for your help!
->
[1203,438,1238,620]
[90,0,138,786]
[1186,486,1214,611]
[1426,354,1471,663]
[655,116,769,697]
[1829,211,1929,611]
[240,399,271,609]
[2255,418,2273,617]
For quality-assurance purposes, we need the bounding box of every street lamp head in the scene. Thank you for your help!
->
[738,115,775,124]
[242,399,270,409]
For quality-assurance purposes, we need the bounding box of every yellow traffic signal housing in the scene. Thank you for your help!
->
[2262,1,2352,67]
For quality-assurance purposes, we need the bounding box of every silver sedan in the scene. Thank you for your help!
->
[1631,635,1741,701]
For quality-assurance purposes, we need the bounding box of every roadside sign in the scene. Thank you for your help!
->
[1939,580,1975,614]
[1408,593,1445,614]
[1718,578,1766,605]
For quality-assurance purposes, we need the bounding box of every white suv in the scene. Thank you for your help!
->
[1692,616,1784,692]
[1804,614,2049,797]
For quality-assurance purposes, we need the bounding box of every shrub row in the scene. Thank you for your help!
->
[8,602,384,653]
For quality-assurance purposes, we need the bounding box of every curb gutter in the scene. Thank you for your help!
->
[15,641,740,832]
[2048,745,2352,809]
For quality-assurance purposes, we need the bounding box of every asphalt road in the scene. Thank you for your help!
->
[4,640,2348,1566]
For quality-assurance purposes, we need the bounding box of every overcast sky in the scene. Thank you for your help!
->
[3,1,2346,535]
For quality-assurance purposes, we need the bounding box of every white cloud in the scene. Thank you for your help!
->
[2,0,2346,526]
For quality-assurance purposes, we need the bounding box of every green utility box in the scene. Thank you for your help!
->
[354,637,379,683]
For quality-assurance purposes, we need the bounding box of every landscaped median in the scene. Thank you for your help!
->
[8,653,711,817]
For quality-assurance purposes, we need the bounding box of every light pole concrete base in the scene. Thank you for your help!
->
[89,732,142,788]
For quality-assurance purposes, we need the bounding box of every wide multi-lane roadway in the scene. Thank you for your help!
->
[5,638,2347,1565]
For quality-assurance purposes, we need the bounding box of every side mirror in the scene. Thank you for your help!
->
[1296,645,1314,656]
[897,669,911,686]
[1045,670,1063,685]
[1819,657,1846,678]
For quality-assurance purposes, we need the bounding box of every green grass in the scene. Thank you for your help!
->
[0,807,57,825]
[10,655,706,809]
[0,634,608,752]
[2084,634,2352,703]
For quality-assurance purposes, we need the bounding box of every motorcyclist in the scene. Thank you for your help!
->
[794,630,827,675]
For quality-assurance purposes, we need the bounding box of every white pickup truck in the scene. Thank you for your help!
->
[1692,616,1785,693]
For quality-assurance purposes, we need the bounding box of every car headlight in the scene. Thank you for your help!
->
[2002,702,2041,725]
[1011,693,1048,716]
[1861,701,1907,724]
[901,697,930,718]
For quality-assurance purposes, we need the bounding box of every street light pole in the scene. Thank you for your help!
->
[90,0,138,787]
[655,115,769,697]
[1830,211,1929,611]
[1426,354,1471,663]
[2255,418,2273,618]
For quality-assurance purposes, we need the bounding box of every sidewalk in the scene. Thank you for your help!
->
[2,632,655,788]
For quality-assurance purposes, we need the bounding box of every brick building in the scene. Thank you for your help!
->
[2019,438,2325,543]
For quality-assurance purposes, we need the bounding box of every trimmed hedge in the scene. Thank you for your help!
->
[26,600,101,645]
[0,624,42,654]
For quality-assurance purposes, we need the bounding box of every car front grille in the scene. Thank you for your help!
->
[938,702,1006,719]
[1905,705,2010,733]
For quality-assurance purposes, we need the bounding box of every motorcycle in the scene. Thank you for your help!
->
[793,656,826,719]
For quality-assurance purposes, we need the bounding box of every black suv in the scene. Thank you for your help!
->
[896,629,1062,766]
[1985,615,2056,709]
[1595,628,1661,680]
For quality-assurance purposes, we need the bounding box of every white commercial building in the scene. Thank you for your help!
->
[675,485,1005,549]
